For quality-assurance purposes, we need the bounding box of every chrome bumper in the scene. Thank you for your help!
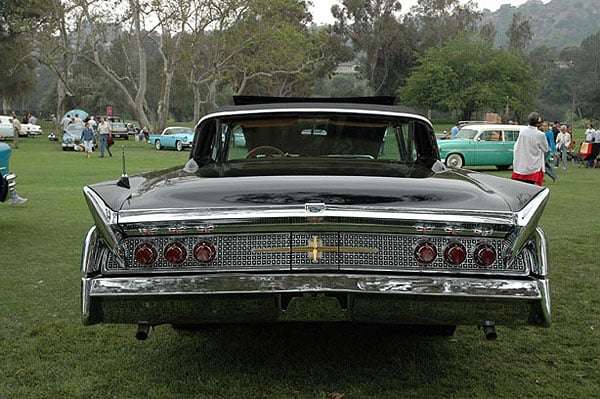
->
[82,273,550,327]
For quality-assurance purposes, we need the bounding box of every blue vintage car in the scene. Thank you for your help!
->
[1,142,17,202]
[149,126,194,151]
[437,124,525,169]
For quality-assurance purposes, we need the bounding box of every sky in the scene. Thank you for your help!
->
[309,0,551,25]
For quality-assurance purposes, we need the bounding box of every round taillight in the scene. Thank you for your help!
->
[444,242,466,265]
[135,242,158,265]
[414,241,437,264]
[164,242,187,264]
[474,243,496,266]
[194,240,217,263]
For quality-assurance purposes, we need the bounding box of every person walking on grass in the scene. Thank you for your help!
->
[97,116,112,158]
[555,124,571,170]
[80,122,95,159]
[542,121,557,183]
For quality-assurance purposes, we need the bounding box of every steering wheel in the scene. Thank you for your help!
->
[245,146,285,159]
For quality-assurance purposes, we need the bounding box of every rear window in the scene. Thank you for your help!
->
[220,116,424,163]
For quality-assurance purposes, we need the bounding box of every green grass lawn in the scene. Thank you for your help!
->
[1,136,599,398]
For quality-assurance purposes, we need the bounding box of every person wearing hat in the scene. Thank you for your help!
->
[511,112,549,186]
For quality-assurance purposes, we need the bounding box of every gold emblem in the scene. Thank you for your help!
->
[255,235,378,263]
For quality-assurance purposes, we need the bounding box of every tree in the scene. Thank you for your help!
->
[506,12,532,54]
[0,0,47,112]
[31,0,90,119]
[398,34,537,121]
[226,0,338,97]
[332,0,417,96]
[407,0,481,50]
[570,32,600,120]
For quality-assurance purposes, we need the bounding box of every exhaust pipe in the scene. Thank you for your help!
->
[136,322,151,340]
[481,321,497,341]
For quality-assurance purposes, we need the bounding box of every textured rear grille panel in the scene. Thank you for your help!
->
[103,232,527,275]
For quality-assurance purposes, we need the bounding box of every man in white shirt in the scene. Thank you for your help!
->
[555,124,571,170]
[97,116,113,158]
[584,123,595,142]
[88,116,97,131]
[61,114,71,133]
[511,112,549,186]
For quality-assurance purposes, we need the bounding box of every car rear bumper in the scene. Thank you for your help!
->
[82,272,551,327]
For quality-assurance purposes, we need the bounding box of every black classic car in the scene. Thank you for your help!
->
[81,97,551,340]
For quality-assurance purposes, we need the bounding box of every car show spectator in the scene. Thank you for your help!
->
[61,114,72,133]
[584,123,597,167]
[584,123,595,142]
[88,116,97,131]
[555,124,571,170]
[450,122,461,139]
[11,112,20,149]
[97,116,113,158]
[511,112,549,186]
[80,122,95,159]
[592,127,600,168]
[542,121,557,183]
[551,121,560,142]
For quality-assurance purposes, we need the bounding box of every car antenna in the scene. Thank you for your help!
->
[117,144,130,189]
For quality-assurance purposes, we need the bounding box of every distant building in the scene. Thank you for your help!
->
[334,62,359,75]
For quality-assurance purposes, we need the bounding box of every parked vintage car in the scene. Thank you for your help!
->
[19,122,43,137]
[109,122,129,140]
[81,97,551,340]
[1,142,17,202]
[62,120,85,151]
[149,126,194,151]
[437,124,525,169]
[0,115,43,138]
[0,116,13,141]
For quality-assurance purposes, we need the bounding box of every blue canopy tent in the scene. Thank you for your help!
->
[63,109,89,121]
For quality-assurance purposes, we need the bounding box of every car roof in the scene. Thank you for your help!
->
[199,101,431,127]
[459,124,527,130]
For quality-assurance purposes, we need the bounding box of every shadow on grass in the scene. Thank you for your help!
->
[136,323,459,397]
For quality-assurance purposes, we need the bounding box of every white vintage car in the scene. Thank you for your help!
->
[0,116,14,140]
[19,122,43,137]
[0,115,43,139]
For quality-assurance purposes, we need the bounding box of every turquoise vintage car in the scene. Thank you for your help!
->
[1,142,17,202]
[437,124,525,169]
[149,126,194,151]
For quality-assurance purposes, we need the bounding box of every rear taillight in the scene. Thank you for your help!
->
[474,243,496,266]
[164,242,187,264]
[194,241,217,263]
[414,241,437,264]
[444,242,466,265]
[134,242,158,265]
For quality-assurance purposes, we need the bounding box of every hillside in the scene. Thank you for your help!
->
[482,0,600,49]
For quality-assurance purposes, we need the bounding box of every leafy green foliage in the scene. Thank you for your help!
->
[0,0,49,104]
[398,34,536,120]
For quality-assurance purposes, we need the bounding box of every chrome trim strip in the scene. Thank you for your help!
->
[117,205,515,227]
[198,107,433,127]
[507,189,550,267]
[534,227,549,277]
[81,226,97,274]
[84,273,547,301]
[81,277,93,323]
[516,188,550,227]
[83,187,121,254]
[82,273,550,325]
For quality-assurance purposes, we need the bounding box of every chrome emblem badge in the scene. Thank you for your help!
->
[255,235,378,263]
